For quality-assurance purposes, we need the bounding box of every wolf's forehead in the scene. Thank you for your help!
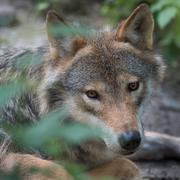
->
[64,45,153,89]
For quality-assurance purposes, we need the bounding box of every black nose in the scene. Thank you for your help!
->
[118,131,141,151]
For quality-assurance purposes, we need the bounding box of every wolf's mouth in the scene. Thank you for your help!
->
[120,149,137,156]
[120,142,142,156]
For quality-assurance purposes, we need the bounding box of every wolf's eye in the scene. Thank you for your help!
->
[86,90,99,99]
[128,81,140,92]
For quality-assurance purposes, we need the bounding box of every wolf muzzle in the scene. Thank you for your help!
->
[118,130,141,153]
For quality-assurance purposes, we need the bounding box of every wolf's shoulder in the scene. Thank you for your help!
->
[0,46,48,67]
[0,46,49,81]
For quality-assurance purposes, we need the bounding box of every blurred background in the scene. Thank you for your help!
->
[0,0,180,178]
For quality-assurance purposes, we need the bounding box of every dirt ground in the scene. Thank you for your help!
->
[0,2,180,179]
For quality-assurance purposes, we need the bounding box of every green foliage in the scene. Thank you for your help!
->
[0,79,26,107]
[6,110,102,150]
[101,0,180,64]
[151,0,180,62]
[101,0,139,23]
[15,51,44,69]
[49,24,90,38]
[156,7,177,29]
[34,0,60,13]
[0,167,22,180]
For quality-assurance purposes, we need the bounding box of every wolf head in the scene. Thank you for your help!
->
[39,4,165,156]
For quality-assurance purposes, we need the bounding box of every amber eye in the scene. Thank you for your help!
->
[128,81,140,92]
[86,90,99,99]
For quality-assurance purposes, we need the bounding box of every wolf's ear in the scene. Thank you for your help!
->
[71,37,87,56]
[46,10,68,60]
[46,10,87,61]
[116,4,154,50]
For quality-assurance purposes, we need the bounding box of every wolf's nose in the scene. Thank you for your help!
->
[118,131,141,151]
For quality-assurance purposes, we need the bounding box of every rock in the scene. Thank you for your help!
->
[137,161,180,178]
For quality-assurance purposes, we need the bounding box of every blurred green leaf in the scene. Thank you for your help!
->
[174,34,180,47]
[151,0,170,12]
[23,110,68,147]
[0,169,21,180]
[49,24,90,38]
[7,109,102,150]
[36,2,49,11]
[59,123,101,144]
[0,79,26,107]
[157,6,177,29]
[15,52,43,69]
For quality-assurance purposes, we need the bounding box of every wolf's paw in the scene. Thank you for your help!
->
[0,153,72,180]
[89,158,141,180]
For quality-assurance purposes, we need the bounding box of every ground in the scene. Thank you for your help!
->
[138,72,180,178]
[0,1,180,179]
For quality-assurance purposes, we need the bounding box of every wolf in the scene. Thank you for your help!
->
[0,3,180,180]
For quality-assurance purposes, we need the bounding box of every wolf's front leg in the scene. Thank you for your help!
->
[89,158,141,180]
[0,153,72,180]
[131,131,180,160]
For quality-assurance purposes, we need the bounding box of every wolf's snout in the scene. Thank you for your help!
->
[118,130,141,152]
